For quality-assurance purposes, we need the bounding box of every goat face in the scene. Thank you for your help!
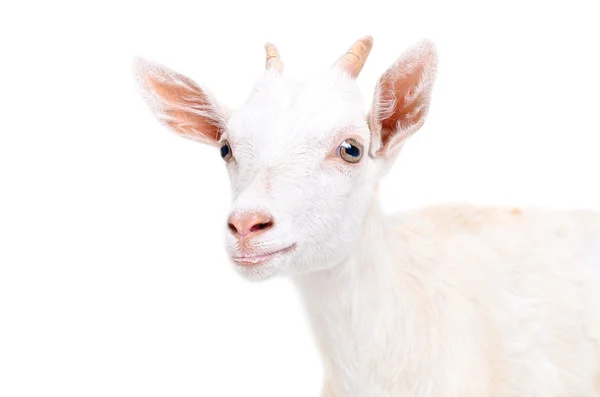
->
[134,37,437,279]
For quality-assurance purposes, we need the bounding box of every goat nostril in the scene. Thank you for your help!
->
[228,222,238,235]
[250,220,273,233]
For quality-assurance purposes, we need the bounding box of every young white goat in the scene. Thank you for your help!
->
[134,37,600,397]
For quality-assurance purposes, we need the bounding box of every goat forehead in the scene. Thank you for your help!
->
[227,75,367,152]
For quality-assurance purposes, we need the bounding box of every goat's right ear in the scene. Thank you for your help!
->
[368,40,437,166]
[133,57,228,145]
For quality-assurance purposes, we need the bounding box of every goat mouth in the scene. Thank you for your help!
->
[231,244,296,266]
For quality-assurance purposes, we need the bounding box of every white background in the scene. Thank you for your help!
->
[1,1,599,396]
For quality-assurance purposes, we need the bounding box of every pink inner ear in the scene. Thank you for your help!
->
[380,65,426,134]
[378,63,428,146]
[145,72,222,143]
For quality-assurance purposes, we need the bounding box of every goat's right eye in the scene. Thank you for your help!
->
[338,138,363,163]
[220,140,232,162]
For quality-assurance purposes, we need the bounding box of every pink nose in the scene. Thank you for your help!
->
[227,211,274,238]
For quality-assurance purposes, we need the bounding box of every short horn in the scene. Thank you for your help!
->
[265,43,283,73]
[335,36,373,78]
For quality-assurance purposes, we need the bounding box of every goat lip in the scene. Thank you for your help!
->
[231,244,296,266]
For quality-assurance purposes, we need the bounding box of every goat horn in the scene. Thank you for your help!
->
[335,36,373,78]
[265,43,283,73]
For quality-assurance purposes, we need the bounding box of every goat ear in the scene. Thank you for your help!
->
[133,57,228,145]
[368,40,437,161]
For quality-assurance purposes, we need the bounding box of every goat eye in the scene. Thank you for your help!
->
[338,139,363,163]
[220,140,232,161]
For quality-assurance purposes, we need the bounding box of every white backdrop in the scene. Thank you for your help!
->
[1,1,599,396]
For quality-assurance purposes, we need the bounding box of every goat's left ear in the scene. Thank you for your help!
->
[368,40,437,163]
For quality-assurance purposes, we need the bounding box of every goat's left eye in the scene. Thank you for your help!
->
[338,139,363,163]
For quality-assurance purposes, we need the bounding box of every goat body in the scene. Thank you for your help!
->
[299,204,600,396]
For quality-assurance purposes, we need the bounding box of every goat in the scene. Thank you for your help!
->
[134,37,600,397]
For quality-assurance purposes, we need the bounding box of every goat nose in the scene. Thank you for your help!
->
[227,211,274,238]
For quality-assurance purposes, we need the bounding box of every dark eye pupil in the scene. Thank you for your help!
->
[220,144,229,159]
[344,143,360,157]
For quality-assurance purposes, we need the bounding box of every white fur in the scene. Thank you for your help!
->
[134,39,600,396]
[299,205,600,396]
